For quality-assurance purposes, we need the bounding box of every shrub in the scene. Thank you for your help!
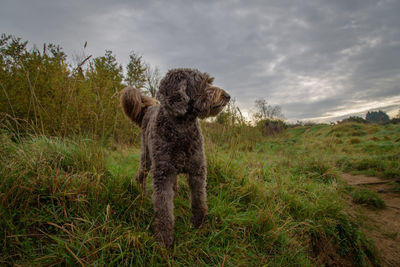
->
[257,119,287,136]
[366,110,390,124]
[390,118,400,124]
[0,34,144,143]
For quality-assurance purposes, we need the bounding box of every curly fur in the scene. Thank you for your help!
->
[120,68,230,248]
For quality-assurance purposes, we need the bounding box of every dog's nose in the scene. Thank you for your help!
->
[224,93,231,101]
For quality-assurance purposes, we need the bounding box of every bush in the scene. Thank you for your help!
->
[0,34,143,143]
[257,119,287,136]
[390,118,400,124]
[366,110,390,124]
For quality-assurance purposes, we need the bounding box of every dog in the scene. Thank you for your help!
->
[120,68,230,248]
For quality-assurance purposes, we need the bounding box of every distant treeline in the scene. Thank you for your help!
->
[339,110,399,125]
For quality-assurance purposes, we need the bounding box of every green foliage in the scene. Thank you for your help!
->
[87,50,123,90]
[0,34,68,129]
[351,188,386,209]
[0,34,145,143]
[366,110,390,124]
[125,52,146,89]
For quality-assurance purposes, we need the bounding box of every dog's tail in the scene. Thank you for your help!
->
[120,87,158,126]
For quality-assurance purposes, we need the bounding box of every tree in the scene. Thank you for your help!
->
[253,99,284,121]
[0,34,69,130]
[87,50,123,90]
[144,63,161,97]
[125,52,146,89]
[365,110,390,124]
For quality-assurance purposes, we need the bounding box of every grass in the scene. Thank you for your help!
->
[382,231,398,240]
[2,122,399,266]
[351,188,386,209]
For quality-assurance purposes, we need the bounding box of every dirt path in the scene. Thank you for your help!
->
[342,174,400,267]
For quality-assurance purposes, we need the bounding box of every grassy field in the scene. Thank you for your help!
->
[1,122,399,266]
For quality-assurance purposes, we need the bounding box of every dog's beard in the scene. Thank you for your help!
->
[209,102,227,116]
[194,86,230,118]
[209,87,229,116]
[204,89,229,117]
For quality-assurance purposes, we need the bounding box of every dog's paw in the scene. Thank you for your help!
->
[156,231,174,249]
[191,214,206,228]
[191,206,207,228]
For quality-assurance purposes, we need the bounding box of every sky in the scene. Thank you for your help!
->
[1,0,400,122]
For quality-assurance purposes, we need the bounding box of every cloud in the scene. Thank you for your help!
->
[1,0,399,122]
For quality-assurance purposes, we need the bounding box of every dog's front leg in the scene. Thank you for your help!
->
[188,164,208,228]
[152,168,176,248]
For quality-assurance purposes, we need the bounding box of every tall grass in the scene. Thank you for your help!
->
[1,122,386,266]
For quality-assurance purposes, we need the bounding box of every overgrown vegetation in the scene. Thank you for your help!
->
[0,34,148,143]
[1,34,399,266]
[2,124,388,266]
[351,188,386,209]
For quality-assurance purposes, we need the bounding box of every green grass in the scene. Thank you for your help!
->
[2,122,399,266]
[285,122,400,180]
[382,231,398,240]
[351,188,386,209]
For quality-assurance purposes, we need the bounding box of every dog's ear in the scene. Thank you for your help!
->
[158,75,190,117]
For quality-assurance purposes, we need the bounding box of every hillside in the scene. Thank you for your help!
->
[1,122,399,266]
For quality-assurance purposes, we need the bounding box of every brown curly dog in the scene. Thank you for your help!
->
[120,68,230,248]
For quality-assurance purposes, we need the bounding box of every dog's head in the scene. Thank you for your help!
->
[157,68,230,119]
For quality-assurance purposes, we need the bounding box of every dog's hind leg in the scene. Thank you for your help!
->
[188,164,208,228]
[135,143,151,192]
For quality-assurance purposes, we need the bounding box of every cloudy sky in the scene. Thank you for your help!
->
[1,0,400,122]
